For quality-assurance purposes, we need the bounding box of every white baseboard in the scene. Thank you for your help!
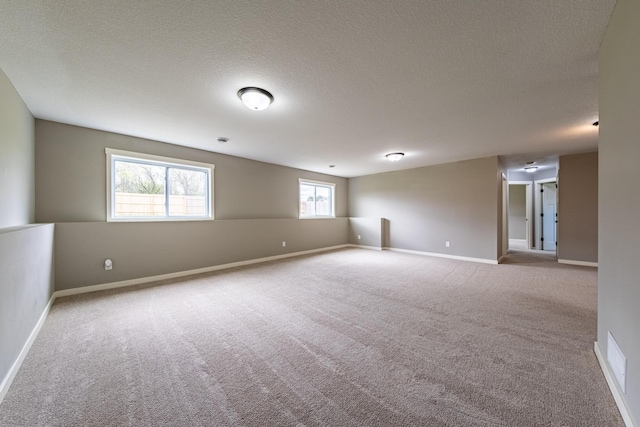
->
[594,341,636,426]
[56,244,351,298]
[558,259,598,268]
[0,292,56,406]
[387,247,498,264]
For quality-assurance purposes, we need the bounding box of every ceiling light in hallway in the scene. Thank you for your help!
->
[386,153,404,162]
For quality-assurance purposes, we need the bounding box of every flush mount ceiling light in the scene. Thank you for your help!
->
[386,152,404,162]
[524,166,538,173]
[237,87,274,111]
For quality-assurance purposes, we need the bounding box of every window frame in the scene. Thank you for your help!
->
[298,178,336,219]
[106,148,214,222]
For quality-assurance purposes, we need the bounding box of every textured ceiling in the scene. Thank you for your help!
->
[0,1,615,177]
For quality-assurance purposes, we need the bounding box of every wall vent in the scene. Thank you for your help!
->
[607,331,627,393]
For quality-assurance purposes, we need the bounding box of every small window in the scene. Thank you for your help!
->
[299,179,335,218]
[106,148,214,221]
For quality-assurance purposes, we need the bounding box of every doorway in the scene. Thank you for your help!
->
[541,182,557,250]
[508,181,532,250]
[535,179,557,252]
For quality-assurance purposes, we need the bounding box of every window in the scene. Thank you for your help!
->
[299,179,335,218]
[106,148,214,221]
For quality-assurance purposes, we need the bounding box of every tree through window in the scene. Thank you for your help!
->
[299,179,335,218]
[106,149,214,221]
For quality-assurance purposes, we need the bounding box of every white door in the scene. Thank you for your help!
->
[502,177,508,256]
[542,183,557,251]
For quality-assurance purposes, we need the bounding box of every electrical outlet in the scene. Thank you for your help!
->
[445,241,450,247]
[358,235,361,240]
[282,241,286,247]
[104,259,113,270]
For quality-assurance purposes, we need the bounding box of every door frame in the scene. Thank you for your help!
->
[509,181,533,249]
[502,174,508,256]
[534,177,557,250]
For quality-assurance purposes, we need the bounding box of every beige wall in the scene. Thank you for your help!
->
[599,0,640,422]
[0,67,34,227]
[348,157,500,262]
[35,120,348,222]
[55,219,347,290]
[0,67,54,401]
[348,217,384,248]
[34,120,349,290]
[557,152,598,263]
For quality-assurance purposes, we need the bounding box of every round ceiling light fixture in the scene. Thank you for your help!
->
[386,152,404,162]
[524,166,538,173]
[237,87,274,111]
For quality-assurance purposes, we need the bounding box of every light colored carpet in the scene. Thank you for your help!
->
[508,239,528,251]
[501,248,558,265]
[0,248,623,426]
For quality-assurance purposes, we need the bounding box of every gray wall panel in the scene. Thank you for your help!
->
[55,219,347,290]
[0,226,54,396]
[35,120,348,222]
[509,185,526,240]
[349,157,500,261]
[34,120,350,291]
[599,0,640,421]
[0,67,54,400]
[348,217,383,247]
[557,152,598,263]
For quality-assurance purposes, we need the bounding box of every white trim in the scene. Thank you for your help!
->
[55,245,350,297]
[502,176,508,256]
[105,148,216,170]
[105,148,215,222]
[297,178,336,187]
[507,181,533,249]
[298,178,336,219]
[558,259,598,268]
[387,247,498,264]
[0,293,56,406]
[534,177,557,184]
[594,342,636,427]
